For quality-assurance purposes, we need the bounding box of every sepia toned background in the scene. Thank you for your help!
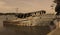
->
[0,0,56,13]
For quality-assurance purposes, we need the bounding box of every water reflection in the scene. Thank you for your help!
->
[0,15,51,35]
[1,25,51,35]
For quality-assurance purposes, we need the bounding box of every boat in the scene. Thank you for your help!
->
[3,10,55,26]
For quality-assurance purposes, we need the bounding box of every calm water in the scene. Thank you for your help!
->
[0,15,51,35]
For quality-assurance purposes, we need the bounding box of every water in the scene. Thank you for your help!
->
[0,15,51,35]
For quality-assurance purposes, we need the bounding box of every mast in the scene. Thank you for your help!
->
[16,8,19,13]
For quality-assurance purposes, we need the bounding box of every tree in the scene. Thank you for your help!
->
[53,0,60,15]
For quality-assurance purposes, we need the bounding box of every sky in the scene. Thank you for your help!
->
[0,0,56,13]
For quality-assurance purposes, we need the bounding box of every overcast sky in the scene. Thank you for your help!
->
[0,0,56,13]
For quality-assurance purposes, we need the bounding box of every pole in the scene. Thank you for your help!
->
[16,8,19,13]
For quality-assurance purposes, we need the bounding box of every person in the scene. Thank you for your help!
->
[49,21,56,30]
